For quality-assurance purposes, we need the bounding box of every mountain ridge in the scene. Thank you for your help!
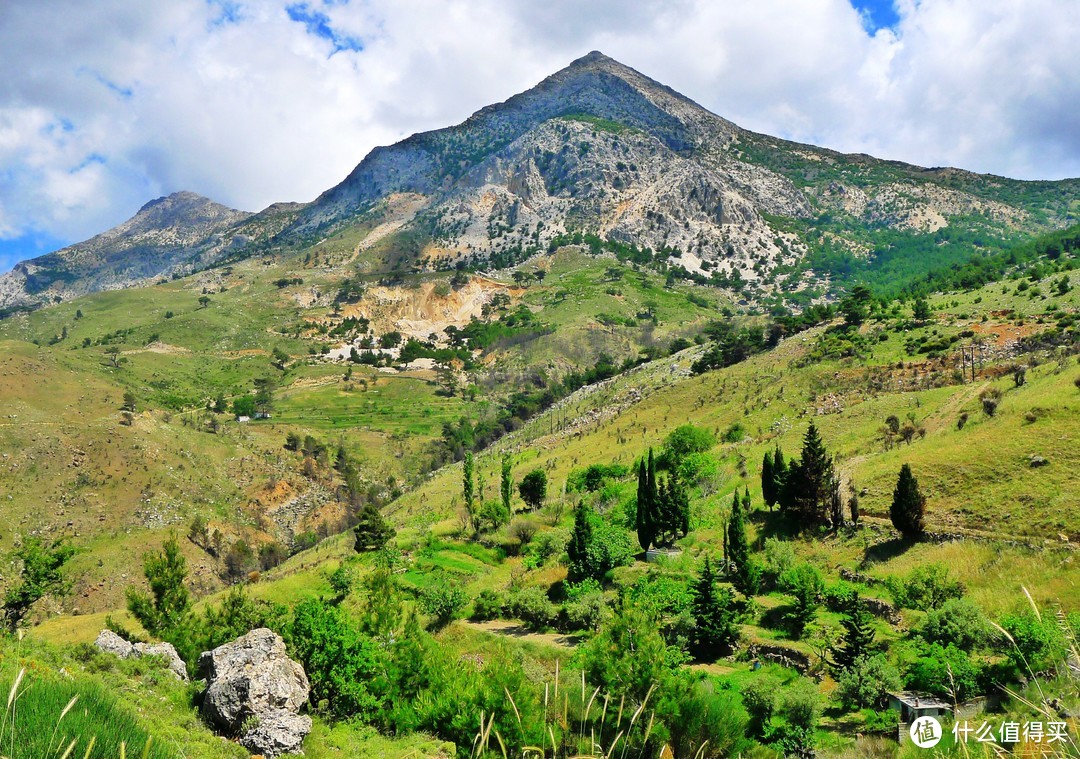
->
[2,51,1078,311]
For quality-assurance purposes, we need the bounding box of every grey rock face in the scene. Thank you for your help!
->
[239,708,313,757]
[133,641,189,682]
[93,630,188,681]
[94,629,136,658]
[199,628,310,758]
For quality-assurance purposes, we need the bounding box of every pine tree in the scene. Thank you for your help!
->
[890,463,926,539]
[692,556,739,658]
[761,451,776,510]
[567,501,594,582]
[833,594,876,672]
[354,503,395,551]
[784,422,835,528]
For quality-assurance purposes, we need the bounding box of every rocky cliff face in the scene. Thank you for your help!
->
[0,194,305,311]
[297,51,813,279]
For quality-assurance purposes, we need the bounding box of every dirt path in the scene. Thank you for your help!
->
[460,619,583,650]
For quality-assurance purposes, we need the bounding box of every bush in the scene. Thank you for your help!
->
[999,610,1067,672]
[663,424,716,461]
[760,538,797,590]
[471,589,506,621]
[905,642,980,701]
[889,563,964,611]
[419,583,468,628]
[564,588,610,631]
[722,422,746,443]
[921,597,994,651]
[742,675,780,737]
[507,586,558,631]
[522,528,567,568]
[836,654,901,709]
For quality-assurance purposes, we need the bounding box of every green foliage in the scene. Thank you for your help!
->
[905,642,981,702]
[3,536,75,631]
[778,563,824,638]
[760,537,797,590]
[656,671,752,759]
[920,598,994,651]
[471,589,506,621]
[517,468,547,510]
[231,394,256,417]
[692,556,740,658]
[836,654,901,709]
[832,594,876,672]
[499,453,512,514]
[890,463,926,539]
[780,422,838,529]
[663,424,715,461]
[566,502,634,583]
[889,563,964,611]
[742,675,780,738]
[289,598,384,718]
[726,489,759,595]
[126,536,191,640]
[581,601,676,701]
[478,499,510,532]
[418,583,468,629]
[506,586,557,631]
[566,462,629,492]
[354,504,395,552]
[999,610,1067,672]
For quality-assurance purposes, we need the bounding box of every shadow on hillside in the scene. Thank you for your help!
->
[750,509,801,545]
[860,537,915,566]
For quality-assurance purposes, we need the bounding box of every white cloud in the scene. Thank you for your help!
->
[0,0,1077,262]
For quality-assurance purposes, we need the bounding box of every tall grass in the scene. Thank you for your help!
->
[469,665,665,759]
[0,634,167,759]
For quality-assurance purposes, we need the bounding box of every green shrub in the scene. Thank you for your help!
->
[836,654,901,709]
[905,642,980,701]
[888,563,964,611]
[999,610,1067,672]
[471,589,506,621]
[418,583,468,629]
[921,598,994,651]
[507,586,558,631]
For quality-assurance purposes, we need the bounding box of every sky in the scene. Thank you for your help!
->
[1,0,1079,274]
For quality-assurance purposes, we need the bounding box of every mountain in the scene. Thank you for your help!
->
[0,193,306,313]
[3,51,1079,312]
[292,50,1080,288]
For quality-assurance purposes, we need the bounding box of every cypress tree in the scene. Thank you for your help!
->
[772,446,788,509]
[635,458,653,551]
[761,451,776,510]
[500,454,513,515]
[646,448,659,534]
[567,501,594,582]
[890,463,926,539]
[727,490,758,595]
[833,593,876,672]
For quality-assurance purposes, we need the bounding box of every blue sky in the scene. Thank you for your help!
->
[1,0,1078,274]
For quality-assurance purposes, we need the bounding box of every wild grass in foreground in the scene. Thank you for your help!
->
[0,635,168,759]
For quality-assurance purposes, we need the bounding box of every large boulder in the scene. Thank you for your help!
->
[133,641,189,682]
[199,628,310,758]
[94,630,188,682]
